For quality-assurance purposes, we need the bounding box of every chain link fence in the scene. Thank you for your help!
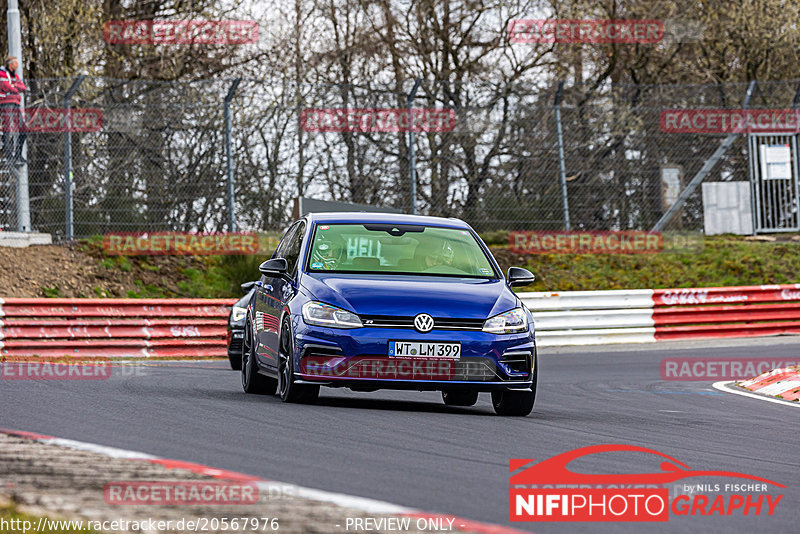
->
[2,77,799,238]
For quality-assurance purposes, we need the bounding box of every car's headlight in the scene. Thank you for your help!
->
[302,301,363,328]
[482,307,528,334]
[231,306,247,323]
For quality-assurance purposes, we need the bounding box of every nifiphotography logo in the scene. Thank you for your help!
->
[509,445,784,522]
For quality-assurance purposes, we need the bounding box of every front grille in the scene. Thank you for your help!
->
[360,315,484,331]
[299,353,511,382]
[453,357,499,381]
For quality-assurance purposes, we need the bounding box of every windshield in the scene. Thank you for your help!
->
[306,223,497,278]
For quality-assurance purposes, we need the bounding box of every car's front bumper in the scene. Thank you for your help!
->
[227,325,244,357]
[292,319,536,389]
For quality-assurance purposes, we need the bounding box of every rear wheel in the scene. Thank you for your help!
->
[278,318,319,404]
[241,319,277,395]
[442,390,479,407]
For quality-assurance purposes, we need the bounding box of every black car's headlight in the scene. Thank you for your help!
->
[231,306,247,323]
[302,301,363,328]
[482,307,528,334]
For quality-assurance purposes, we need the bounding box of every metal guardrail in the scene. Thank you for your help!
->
[653,284,800,340]
[0,298,234,357]
[520,284,800,346]
[519,290,657,347]
[2,285,800,356]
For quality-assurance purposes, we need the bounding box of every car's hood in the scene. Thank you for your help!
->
[300,273,518,319]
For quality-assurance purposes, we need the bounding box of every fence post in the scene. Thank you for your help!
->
[406,78,422,215]
[652,80,756,232]
[7,0,29,231]
[63,74,85,241]
[554,81,570,230]
[224,78,241,232]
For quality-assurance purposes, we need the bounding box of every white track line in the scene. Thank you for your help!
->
[38,435,412,513]
[256,481,412,514]
[2,429,520,533]
[712,381,800,408]
[47,437,159,459]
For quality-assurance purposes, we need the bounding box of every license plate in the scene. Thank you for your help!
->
[388,341,461,359]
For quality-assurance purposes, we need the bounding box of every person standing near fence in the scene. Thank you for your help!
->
[0,55,27,165]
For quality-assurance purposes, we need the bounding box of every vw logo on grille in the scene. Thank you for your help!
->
[414,313,434,333]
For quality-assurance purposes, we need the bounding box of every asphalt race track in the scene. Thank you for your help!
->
[2,337,798,533]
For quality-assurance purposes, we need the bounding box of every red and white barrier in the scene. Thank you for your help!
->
[0,298,235,358]
[520,283,800,347]
[3,284,800,355]
[739,368,800,401]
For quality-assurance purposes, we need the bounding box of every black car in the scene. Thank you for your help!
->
[227,281,256,370]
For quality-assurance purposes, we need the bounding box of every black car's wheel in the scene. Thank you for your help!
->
[241,319,277,395]
[278,317,319,404]
[492,356,537,416]
[228,345,242,370]
[491,389,535,416]
[442,390,479,407]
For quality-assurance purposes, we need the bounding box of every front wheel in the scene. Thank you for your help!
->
[491,389,535,416]
[241,319,277,395]
[278,318,319,404]
[442,390,479,407]
[492,352,537,416]
[229,348,242,370]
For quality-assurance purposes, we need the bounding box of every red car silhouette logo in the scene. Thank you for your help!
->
[510,444,784,487]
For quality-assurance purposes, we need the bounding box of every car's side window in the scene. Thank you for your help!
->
[272,224,298,260]
[283,222,306,276]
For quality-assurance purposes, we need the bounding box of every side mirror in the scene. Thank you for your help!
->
[259,258,289,277]
[240,281,257,293]
[507,266,536,287]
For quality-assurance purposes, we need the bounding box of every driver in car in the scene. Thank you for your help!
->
[414,240,455,269]
[311,237,346,270]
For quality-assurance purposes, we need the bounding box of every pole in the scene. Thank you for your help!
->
[224,78,241,232]
[406,78,422,215]
[554,81,570,230]
[7,0,29,232]
[652,80,756,232]
[63,75,85,241]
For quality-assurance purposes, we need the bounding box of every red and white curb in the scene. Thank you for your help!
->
[740,367,800,401]
[0,428,523,534]
[712,367,800,407]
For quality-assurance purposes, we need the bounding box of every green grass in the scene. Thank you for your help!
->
[507,236,800,290]
[99,255,132,271]
[78,232,800,297]
[40,285,61,298]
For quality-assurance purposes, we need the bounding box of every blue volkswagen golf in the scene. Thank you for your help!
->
[241,212,538,416]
